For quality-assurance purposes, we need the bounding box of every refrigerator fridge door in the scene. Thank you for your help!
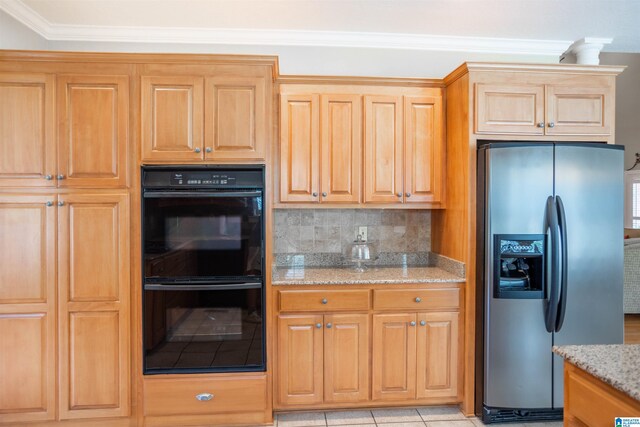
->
[483,144,555,409]
[552,144,624,408]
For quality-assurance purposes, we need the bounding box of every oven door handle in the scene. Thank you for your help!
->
[144,282,262,291]
[143,191,262,198]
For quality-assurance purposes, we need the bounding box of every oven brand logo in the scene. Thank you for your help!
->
[616,418,640,427]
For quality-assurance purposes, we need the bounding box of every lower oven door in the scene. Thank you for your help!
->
[143,283,264,374]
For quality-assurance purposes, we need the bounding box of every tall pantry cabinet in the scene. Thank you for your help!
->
[0,58,131,424]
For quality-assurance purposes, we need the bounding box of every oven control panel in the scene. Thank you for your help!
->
[170,173,238,186]
[143,167,264,189]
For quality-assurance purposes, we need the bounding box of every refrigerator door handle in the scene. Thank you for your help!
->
[544,195,560,333]
[555,195,569,332]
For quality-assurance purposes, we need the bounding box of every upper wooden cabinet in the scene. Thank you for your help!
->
[57,75,129,187]
[278,83,444,207]
[364,93,444,205]
[142,70,272,163]
[0,72,129,188]
[280,93,361,203]
[475,80,614,136]
[0,73,55,188]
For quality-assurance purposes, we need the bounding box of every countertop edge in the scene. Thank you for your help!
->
[553,345,640,402]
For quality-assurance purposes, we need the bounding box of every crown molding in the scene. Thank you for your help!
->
[1,0,571,56]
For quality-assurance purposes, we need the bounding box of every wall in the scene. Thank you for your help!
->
[600,52,640,170]
[274,208,431,256]
[0,9,48,50]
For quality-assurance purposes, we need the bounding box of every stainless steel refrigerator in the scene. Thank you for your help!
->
[476,142,624,423]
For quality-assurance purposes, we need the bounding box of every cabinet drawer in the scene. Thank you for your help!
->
[144,375,267,416]
[279,290,370,312]
[373,288,459,311]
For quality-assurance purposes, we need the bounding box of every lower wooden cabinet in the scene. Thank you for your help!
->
[275,286,461,410]
[277,313,369,406]
[372,312,459,402]
[0,193,130,424]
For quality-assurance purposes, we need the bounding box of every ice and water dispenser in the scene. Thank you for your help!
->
[493,234,545,299]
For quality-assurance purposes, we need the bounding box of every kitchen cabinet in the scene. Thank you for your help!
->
[274,285,461,410]
[142,72,271,162]
[0,193,130,423]
[372,311,459,402]
[57,75,129,187]
[277,313,369,406]
[0,73,55,188]
[475,82,613,136]
[0,194,56,423]
[57,193,130,420]
[0,72,129,188]
[364,94,444,204]
[278,83,444,207]
[279,93,361,203]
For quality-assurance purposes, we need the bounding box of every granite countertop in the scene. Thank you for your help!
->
[272,265,465,285]
[553,344,640,401]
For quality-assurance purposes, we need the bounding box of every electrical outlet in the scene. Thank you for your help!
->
[357,226,368,241]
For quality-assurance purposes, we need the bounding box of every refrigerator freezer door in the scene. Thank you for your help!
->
[552,144,624,408]
[484,144,554,409]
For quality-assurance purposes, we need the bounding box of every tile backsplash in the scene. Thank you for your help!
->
[274,209,431,255]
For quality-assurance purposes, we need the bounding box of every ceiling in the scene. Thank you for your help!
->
[3,0,640,53]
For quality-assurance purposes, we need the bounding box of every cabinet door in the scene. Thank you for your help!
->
[57,75,129,188]
[364,95,403,203]
[372,313,416,401]
[475,84,545,135]
[141,75,204,161]
[320,94,361,203]
[546,85,612,135]
[404,95,445,204]
[0,195,56,423]
[280,94,320,203]
[277,314,323,406]
[58,193,130,419]
[205,76,267,160]
[0,73,55,188]
[324,314,369,403]
[416,312,459,400]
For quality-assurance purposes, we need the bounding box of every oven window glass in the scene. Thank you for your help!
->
[144,194,263,279]
[144,288,264,373]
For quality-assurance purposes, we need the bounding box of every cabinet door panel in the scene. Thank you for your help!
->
[58,193,130,419]
[320,94,361,203]
[405,95,444,204]
[324,314,369,403]
[364,96,403,203]
[0,73,55,187]
[142,76,204,161]
[280,94,319,202]
[277,314,323,405]
[475,84,545,135]
[58,75,128,188]
[0,195,55,303]
[65,200,121,302]
[205,76,266,160]
[416,312,459,400]
[372,313,416,401]
[546,85,611,135]
[0,313,55,423]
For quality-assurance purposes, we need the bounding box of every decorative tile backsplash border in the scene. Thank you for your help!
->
[274,209,431,255]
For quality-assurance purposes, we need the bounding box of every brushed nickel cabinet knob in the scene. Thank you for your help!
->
[205,147,212,153]
[537,122,545,128]
[194,147,201,153]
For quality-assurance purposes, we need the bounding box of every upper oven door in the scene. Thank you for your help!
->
[143,189,263,281]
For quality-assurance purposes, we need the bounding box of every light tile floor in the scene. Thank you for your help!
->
[274,407,564,427]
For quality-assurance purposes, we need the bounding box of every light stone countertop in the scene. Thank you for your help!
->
[272,265,465,285]
[553,344,640,402]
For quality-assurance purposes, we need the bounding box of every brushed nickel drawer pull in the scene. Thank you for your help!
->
[321,298,328,304]
[415,297,422,303]
[420,320,427,326]
[195,393,213,401]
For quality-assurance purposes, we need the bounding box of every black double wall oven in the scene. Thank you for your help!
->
[142,166,265,374]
